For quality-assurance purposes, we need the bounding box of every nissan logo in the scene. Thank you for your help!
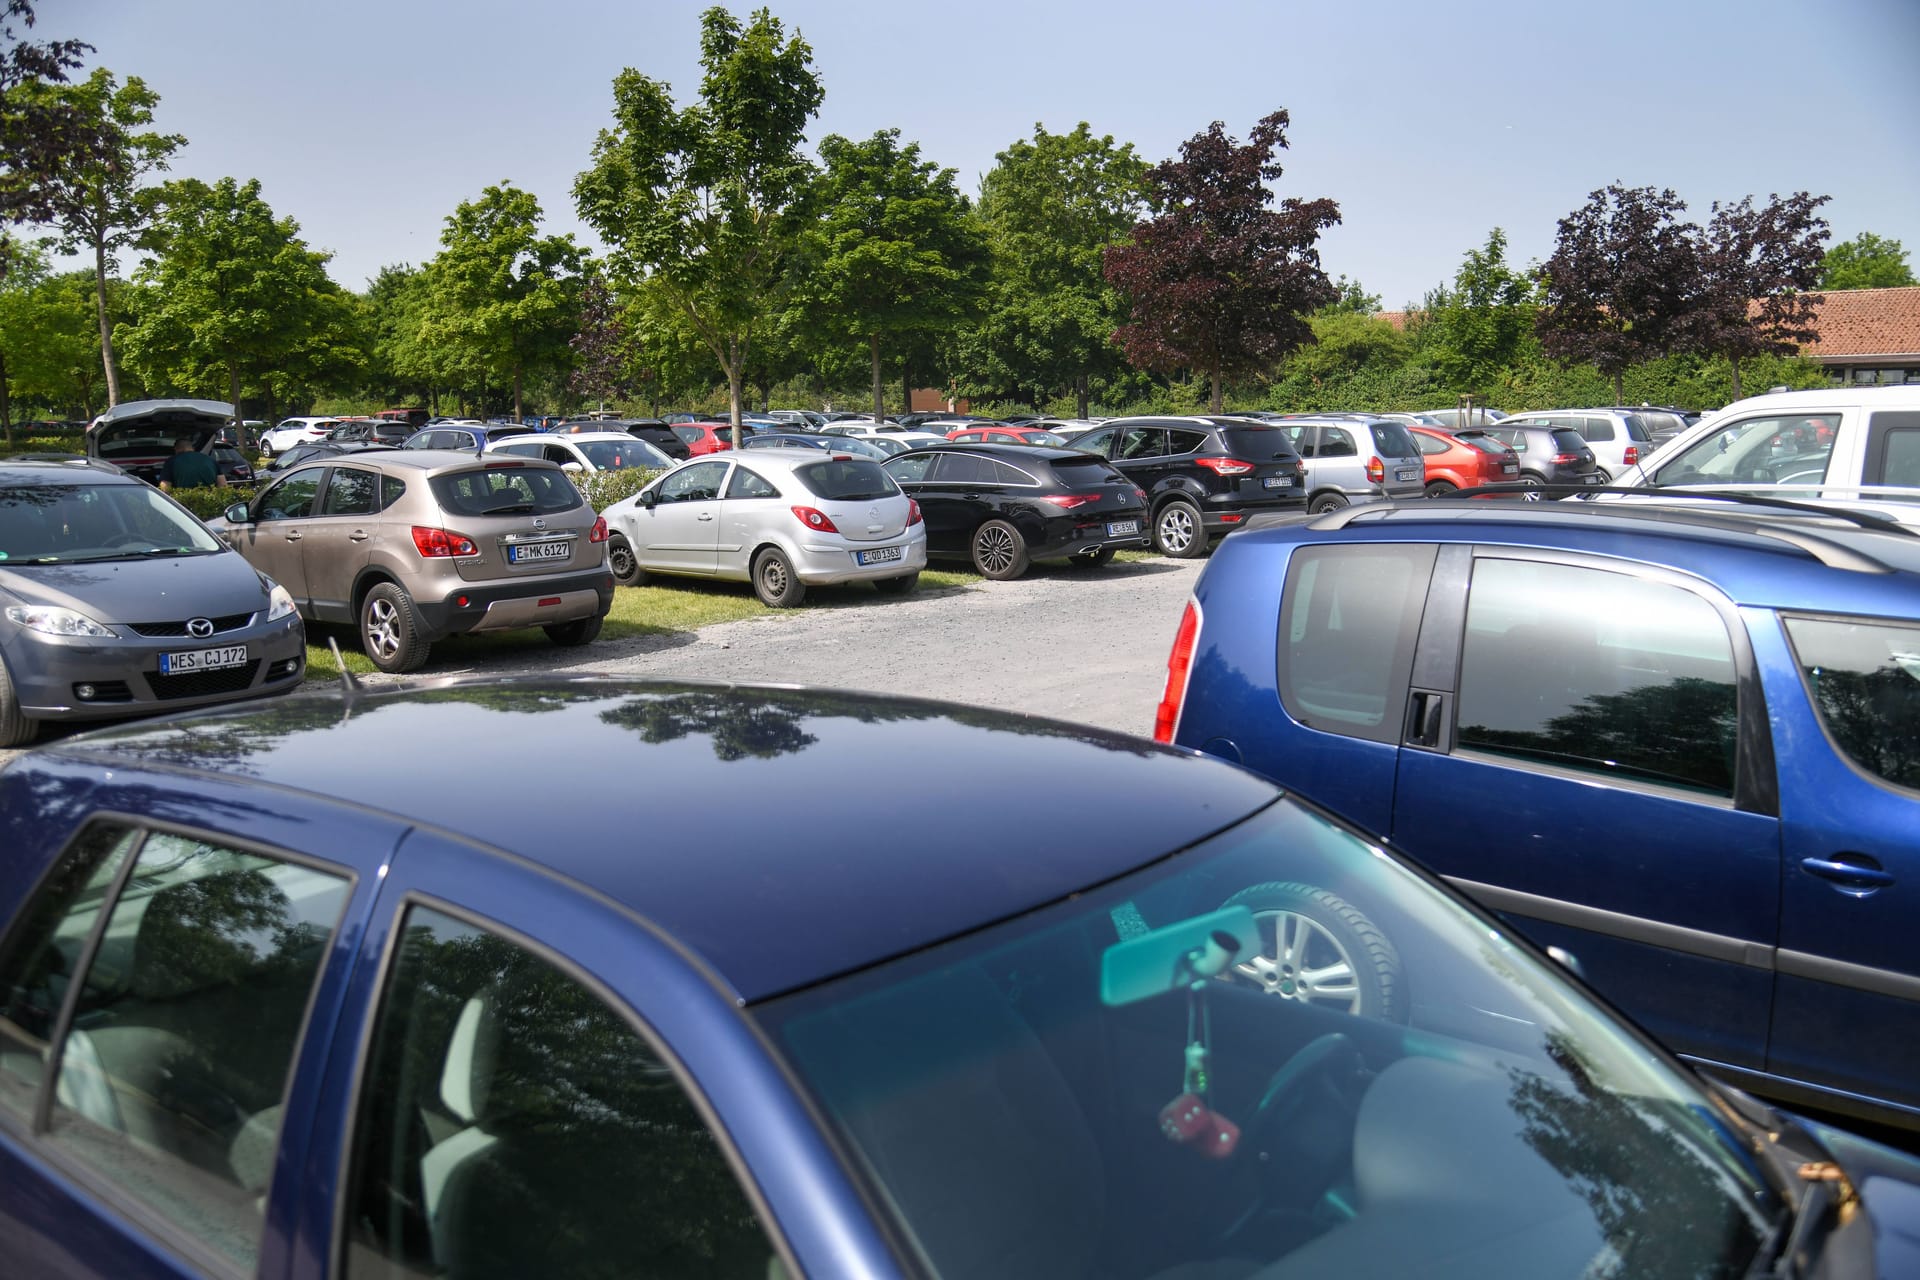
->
[532,517,547,530]
[187,617,215,638]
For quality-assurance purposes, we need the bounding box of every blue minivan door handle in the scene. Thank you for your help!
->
[1800,857,1895,889]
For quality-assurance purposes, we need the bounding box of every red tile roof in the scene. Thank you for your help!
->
[1800,286,1920,360]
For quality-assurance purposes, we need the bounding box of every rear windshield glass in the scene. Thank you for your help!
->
[1049,456,1123,488]
[430,465,583,517]
[1784,615,1920,791]
[1367,423,1420,458]
[796,459,897,501]
[1219,427,1298,461]
[1457,432,1509,456]
[1549,429,1590,454]
[1624,415,1654,442]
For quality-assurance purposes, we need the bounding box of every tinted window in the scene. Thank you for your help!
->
[1166,429,1209,455]
[885,453,936,483]
[1368,422,1419,458]
[724,466,779,499]
[1578,417,1616,442]
[1548,429,1590,455]
[1319,427,1357,458]
[341,906,775,1279]
[381,475,407,509]
[1653,415,1835,488]
[1221,426,1297,461]
[1459,433,1510,456]
[1118,428,1167,460]
[430,466,583,516]
[322,468,379,516]
[1623,415,1654,442]
[1784,616,1920,791]
[1073,427,1116,457]
[256,470,323,520]
[576,440,660,471]
[796,459,895,501]
[671,426,704,445]
[42,831,349,1269]
[1414,432,1449,457]
[1278,544,1437,742]
[1865,411,1920,490]
[1457,559,1738,795]
[930,453,996,484]
[1049,456,1121,488]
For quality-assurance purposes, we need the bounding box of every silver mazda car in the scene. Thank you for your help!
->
[0,459,306,746]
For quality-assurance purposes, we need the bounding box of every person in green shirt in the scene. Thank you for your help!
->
[158,438,222,492]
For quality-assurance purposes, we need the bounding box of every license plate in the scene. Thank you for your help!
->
[1582,473,1603,484]
[1397,467,1420,482]
[1106,520,1140,537]
[508,540,571,563]
[857,546,903,565]
[1502,463,1518,473]
[159,645,247,675]
[1263,476,1293,489]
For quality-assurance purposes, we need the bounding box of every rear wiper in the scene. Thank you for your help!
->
[482,502,536,515]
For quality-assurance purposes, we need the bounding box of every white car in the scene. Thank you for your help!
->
[260,416,339,456]
[485,430,674,473]
[601,449,927,607]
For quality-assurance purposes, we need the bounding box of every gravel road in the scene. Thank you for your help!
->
[0,556,1205,769]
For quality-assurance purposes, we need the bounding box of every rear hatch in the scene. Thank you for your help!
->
[85,401,229,484]
[1366,422,1426,496]
[427,461,596,582]
[792,458,910,543]
[1047,454,1146,538]
[1456,430,1521,482]
[1548,428,1601,481]
[1216,426,1307,503]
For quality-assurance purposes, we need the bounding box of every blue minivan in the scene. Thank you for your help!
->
[1161,494,1920,1132]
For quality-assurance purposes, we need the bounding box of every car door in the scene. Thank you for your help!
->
[884,451,974,556]
[232,467,325,611]
[1862,406,1920,489]
[717,461,783,574]
[1390,548,1781,1072]
[1113,425,1173,495]
[630,459,727,574]
[297,829,883,1280]
[297,466,382,624]
[1764,611,1920,1113]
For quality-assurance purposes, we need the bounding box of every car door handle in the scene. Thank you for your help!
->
[349,531,369,542]
[1800,857,1894,889]
[696,514,715,522]
[284,530,301,542]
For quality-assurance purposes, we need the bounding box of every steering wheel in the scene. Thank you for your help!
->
[1220,1032,1371,1246]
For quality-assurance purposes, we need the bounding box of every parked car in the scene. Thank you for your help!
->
[882,442,1146,578]
[1624,384,1920,498]
[208,451,612,672]
[740,432,890,461]
[671,421,747,456]
[1497,409,1656,481]
[1416,406,1508,429]
[945,424,1070,447]
[1474,420,1603,486]
[258,441,391,476]
[559,418,692,461]
[1066,416,1308,557]
[210,444,256,486]
[851,433,946,457]
[374,406,431,429]
[1160,491,1920,1132]
[602,450,926,605]
[83,399,234,486]
[259,416,341,456]
[1270,415,1426,511]
[765,408,824,429]
[1408,424,1520,495]
[4,676,1920,1279]
[0,459,305,746]
[400,423,536,452]
[324,420,414,447]
[485,430,673,473]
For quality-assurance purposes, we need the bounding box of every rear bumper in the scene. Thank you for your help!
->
[790,533,928,584]
[413,568,615,640]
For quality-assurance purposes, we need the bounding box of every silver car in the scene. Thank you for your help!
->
[601,449,928,606]
[1275,416,1427,512]
[0,460,306,746]
[211,451,612,673]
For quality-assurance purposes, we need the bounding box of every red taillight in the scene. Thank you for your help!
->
[906,498,923,527]
[1155,601,1201,744]
[1622,445,1639,466]
[1194,457,1254,476]
[411,526,477,558]
[1135,487,1148,501]
[1044,493,1099,509]
[589,516,608,544]
[1365,455,1385,484]
[792,506,840,533]
[1294,460,1307,477]
[1552,453,1579,465]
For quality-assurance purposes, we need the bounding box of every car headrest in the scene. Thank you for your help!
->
[440,993,501,1126]
[130,870,291,1001]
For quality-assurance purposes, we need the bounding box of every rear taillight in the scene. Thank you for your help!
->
[1194,457,1254,476]
[1365,456,1385,484]
[411,526,478,558]
[1294,460,1307,477]
[792,506,839,533]
[906,498,923,527]
[1552,453,1579,465]
[1155,600,1201,744]
[1044,493,1099,509]
[589,516,608,544]
[1135,487,1148,501]
[1622,445,1639,466]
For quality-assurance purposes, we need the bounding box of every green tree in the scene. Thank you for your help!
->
[1105,111,1340,413]
[1420,227,1535,394]
[963,123,1148,417]
[799,129,988,421]
[1820,231,1915,291]
[0,0,97,279]
[574,6,824,446]
[119,177,357,417]
[415,182,583,421]
[7,68,182,406]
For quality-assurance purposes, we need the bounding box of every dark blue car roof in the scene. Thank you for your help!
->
[25,681,1278,1002]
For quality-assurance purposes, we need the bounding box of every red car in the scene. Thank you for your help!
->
[945,425,1069,446]
[671,422,739,456]
[1409,425,1519,495]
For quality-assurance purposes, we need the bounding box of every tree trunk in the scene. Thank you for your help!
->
[901,358,912,419]
[870,335,885,422]
[1,350,12,446]
[229,361,242,426]
[1728,356,1743,401]
[1611,369,1624,403]
[94,238,121,408]
[1076,374,1089,420]
[512,361,524,423]
[1209,364,1224,414]
[726,350,746,451]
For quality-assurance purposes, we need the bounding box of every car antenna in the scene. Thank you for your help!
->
[325,636,365,710]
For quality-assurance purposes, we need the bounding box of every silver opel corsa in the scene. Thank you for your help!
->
[0,459,306,746]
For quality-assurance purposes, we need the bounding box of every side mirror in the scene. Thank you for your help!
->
[223,501,252,524]
[639,489,658,508]
[560,460,585,473]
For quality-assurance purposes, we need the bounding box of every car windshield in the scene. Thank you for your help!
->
[0,483,224,563]
[1021,431,1067,446]
[1220,426,1299,461]
[795,459,897,501]
[1457,432,1511,456]
[757,798,1779,1279]
[1651,416,1836,489]
[576,439,666,470]
[429,465,583,516]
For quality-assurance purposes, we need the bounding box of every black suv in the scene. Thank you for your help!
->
[1067,416,1306,557]
[1477,421,1602,487]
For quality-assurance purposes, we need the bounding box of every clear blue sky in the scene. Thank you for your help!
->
[36,0,1920,308]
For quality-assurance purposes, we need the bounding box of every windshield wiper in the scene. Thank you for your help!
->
[1702,1079,1857,1280]
[482,502,537,515]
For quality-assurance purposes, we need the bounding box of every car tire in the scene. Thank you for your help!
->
[1423,480,1456,498]
[1519,471,1545,488]
[0,660,38,749]
[1308,492,1349,515]
[1591,466,1611,482]
[752,547,807,607]
[1069,546,1116,569]
[607,533,648,587]
[360,583,432,674]
[873,573,918,596]
[1152,499,1206,559]
[972,520,1030,580]
[544,615,603,647]
[1221,881,1406,1022]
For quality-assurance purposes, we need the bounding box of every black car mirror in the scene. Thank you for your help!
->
[639,489,658,508]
